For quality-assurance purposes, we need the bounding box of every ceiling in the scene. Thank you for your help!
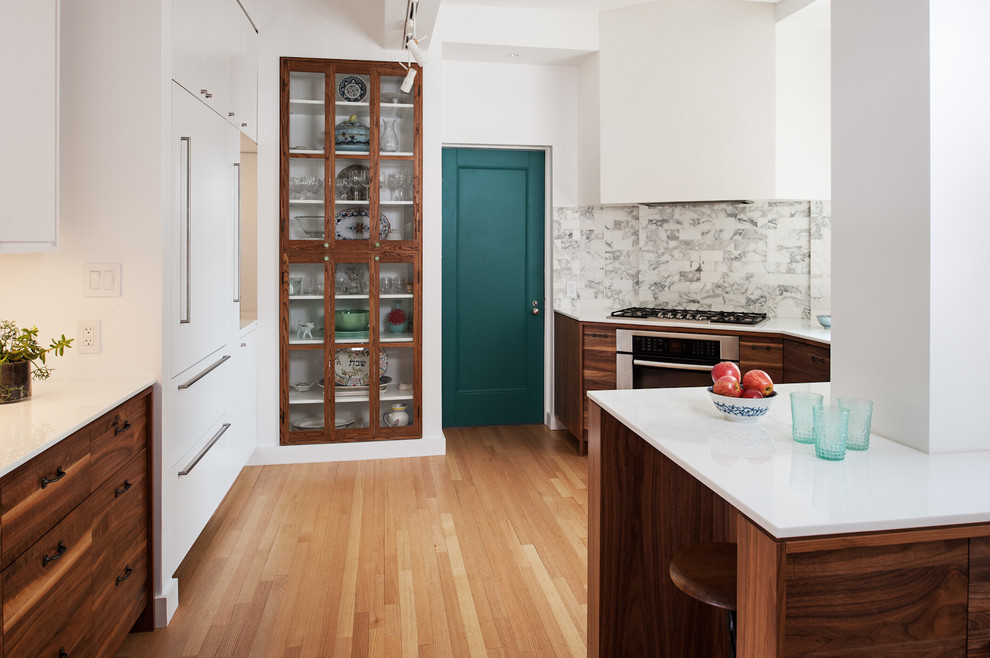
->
[439,0,653,9]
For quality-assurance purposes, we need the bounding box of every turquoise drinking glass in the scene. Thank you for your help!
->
[837,397,873,451]
[813,404,849,461]
[790,391,824,444]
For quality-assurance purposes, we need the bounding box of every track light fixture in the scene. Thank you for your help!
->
[400,68,417,93]
[406,36,431,67]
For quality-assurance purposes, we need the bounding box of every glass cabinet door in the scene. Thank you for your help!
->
[286,261,327,438]
[379,74,417,244]
[331,260,373,435]
[287,71,327,242]
[376,257,418,433]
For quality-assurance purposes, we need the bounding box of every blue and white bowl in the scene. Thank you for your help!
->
[707,387,776,423]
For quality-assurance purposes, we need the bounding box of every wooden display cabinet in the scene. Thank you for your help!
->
[280,58,422,444]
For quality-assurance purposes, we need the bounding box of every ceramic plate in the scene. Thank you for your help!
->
[292,418,324,431]
[334,417,355,429]
[335,208,390,241]
[337,76,368,102]
[334,349,388,386]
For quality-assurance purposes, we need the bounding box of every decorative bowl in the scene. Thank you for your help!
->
[335,309,369,331]
[293,215,324,237]
[817,314,831,328]
[707,388,777,423]
[334,115,370,150]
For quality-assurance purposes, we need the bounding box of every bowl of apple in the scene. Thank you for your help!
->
[707,362,777,422]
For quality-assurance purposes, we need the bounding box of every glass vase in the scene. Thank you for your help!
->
[381,119,399,153]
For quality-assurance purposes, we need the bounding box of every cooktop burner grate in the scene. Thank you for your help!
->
[609,307,767,325]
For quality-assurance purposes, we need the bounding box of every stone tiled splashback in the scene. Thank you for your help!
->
[552,201,830,320]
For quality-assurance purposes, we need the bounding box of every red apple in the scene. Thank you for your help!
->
[741,388,764,399]
[711,361,741,384]
[712,375,742,397]
[742,369,774,397]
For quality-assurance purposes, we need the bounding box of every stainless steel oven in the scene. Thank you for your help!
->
[616,329,739,389]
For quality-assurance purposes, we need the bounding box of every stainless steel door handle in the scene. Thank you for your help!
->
[532,307,540,315]
[532,300,540,315]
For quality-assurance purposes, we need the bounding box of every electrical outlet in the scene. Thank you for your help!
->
[78,320,101,354]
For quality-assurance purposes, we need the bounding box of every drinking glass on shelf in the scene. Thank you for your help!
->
[387,173,401,201]
[336,177,351,201]
[350,170,365,200]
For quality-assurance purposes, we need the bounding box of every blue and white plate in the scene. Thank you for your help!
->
[335,208,390,241]
[337,76,368,102]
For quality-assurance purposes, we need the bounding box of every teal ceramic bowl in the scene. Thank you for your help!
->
[335,309,369,331]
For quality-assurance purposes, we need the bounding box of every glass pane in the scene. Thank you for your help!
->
[380,160,414,241]
[333,261,370,343]
[378,261,414,343]
[288,263,325,345]
[288,72,325,154]
[380,75,414,108]
[379,345,414,429]
[288,159,325,241]
[333,345,384,430]
[287,348,325,433]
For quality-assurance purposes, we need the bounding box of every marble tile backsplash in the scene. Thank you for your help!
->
[552,201,831,320]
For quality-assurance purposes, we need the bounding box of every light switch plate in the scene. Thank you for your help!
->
[84,263,121,297]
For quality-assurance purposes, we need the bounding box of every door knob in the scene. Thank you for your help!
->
[532,307,540,315]
[532,300,540,315]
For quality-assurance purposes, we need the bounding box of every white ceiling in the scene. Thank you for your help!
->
[440,0,652,10]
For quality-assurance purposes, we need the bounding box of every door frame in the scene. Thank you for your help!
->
[441,143,554,426]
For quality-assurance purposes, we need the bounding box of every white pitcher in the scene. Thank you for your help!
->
[383,403,408,427]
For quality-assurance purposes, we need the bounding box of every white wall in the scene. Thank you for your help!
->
[439,60,580,207]
[597,0,776,203]
[0,0,164,383]
[831,1,932,451]
[251,0,445,462]
[577,54,601,207]
[775,2,830,200]
[928,0,990,452]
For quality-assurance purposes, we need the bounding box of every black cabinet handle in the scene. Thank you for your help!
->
[41,466,66,489]
[749,345,772,351]
[114,480,133,498]
[59,650,68,658]
[114,419,132,435]
[116,565,133,586]
[43,541,67,567]
[811,356,827,364]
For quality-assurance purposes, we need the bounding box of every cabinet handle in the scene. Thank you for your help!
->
[178,354,231,389]
[179,135,192,324]
[114,419,132,435]
[811,356,827,364]
[228,111,236,117]
[42,541,67,567]
[115,480,133,498]
[59,650,68,658]
[233,162,241,303]
[116,565,133,586]
[178,423,231,476]
[750,345,772,351]
[41,466,66,489]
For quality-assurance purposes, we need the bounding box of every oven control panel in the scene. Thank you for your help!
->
[631,335,721,362]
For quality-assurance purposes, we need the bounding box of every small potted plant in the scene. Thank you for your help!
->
[386,302,408,334]
[0,320,73,403]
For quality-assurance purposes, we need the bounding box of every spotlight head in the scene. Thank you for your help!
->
[406,38,431,67]
[400,67,417,93]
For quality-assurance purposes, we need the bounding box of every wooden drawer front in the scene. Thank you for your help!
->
[37,601,92,658]
[89,389,150,488]
[739,337,783,383]
[92,451,147,591]
[783,339,831,383]
[0,430,91,569]
[582,327,617,390]
[2,503,93,658]
[91,539,148,658]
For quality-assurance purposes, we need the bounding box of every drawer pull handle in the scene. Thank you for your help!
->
[178,354,231,389]
[59,650,68,658]
[811,356,827,364]
[114,419,132,435]
[43,541,67,567]
[750,345,772,351]
[115,480,133,497]
[41,466,66,489]
[116,565,133,586]
[178,423,231,476]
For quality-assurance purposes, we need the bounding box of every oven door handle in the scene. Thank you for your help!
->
[631,360,715,372]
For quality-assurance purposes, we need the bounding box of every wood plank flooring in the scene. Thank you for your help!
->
[118,425,588,657]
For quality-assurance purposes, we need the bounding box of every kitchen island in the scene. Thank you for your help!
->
[588,384,990,656]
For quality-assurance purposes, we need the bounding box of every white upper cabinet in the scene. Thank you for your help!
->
[596,0,776,203]
[0,0,59,252]
[172,0,256,138]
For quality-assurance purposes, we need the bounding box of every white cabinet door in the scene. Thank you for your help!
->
[173,0,228,114]
[170,83,239,378]
[229,327,258,468]
[0,0,58,252]
[237,11,258,142]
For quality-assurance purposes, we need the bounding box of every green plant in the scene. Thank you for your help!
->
[0,320,73,380]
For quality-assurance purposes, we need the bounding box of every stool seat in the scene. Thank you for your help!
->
[669,542,738,611]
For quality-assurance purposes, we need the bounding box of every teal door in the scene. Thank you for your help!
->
[442,148,545,426]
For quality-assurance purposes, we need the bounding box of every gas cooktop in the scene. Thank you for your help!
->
[610,307,768,326]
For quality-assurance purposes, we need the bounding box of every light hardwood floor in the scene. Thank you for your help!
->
[118,425,588,657]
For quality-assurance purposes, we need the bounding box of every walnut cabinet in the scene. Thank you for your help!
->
[280,58,423,444]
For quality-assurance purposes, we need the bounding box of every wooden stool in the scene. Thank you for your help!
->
[669,542,738,657]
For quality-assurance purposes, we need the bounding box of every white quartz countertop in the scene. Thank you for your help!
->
[556,310,830,344]
[0,378,154,478]
[589,383,990,539]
